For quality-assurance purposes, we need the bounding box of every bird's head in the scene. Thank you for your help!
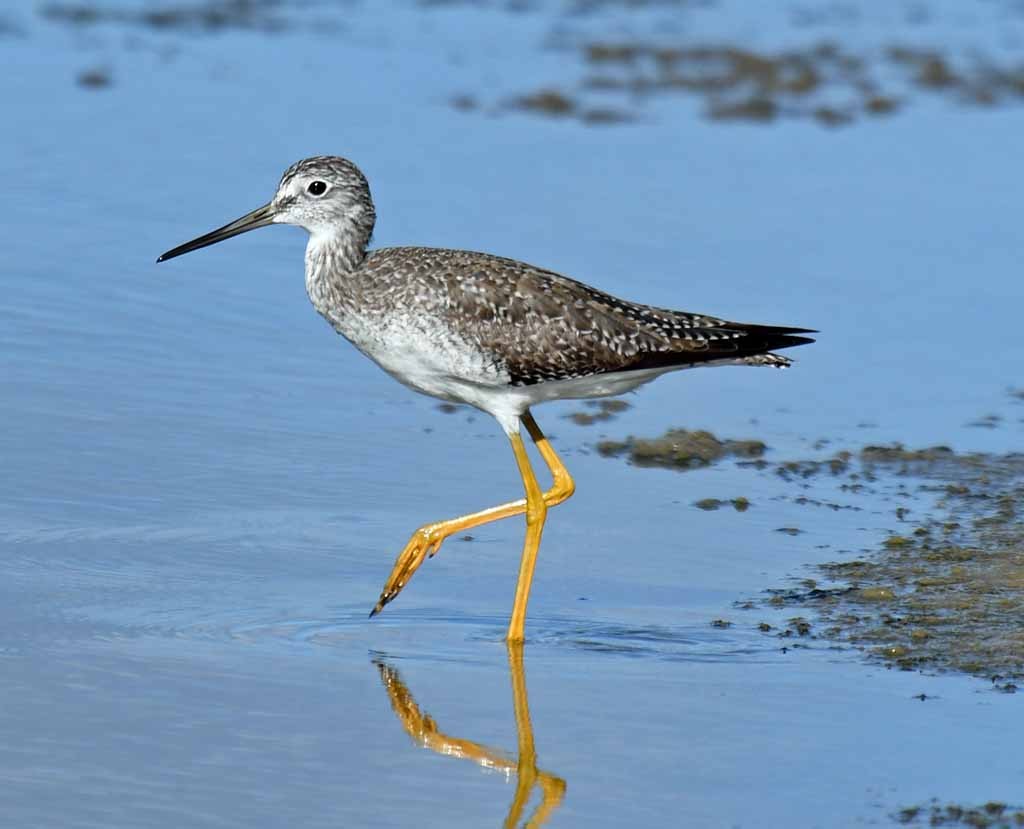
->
[157,155,375,263]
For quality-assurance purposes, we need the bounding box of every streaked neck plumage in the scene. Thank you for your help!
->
[304,206,376,315]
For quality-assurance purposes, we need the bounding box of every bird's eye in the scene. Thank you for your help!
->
[307,180,328,196]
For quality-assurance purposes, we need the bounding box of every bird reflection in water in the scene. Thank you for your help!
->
[374,645,565,828]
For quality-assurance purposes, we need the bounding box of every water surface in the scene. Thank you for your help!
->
[2,1,1023,826]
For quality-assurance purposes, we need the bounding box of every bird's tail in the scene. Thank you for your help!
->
[722,323,817,354]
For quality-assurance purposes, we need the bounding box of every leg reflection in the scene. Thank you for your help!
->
[374,644,566,828]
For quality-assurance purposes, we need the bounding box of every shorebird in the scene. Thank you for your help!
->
[157,156,815,643]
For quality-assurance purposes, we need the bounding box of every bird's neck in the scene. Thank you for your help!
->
[304,226,373,320]
[305,225,369,276]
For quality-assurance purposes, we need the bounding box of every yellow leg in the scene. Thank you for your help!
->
[375,661,516,771]
[504,642,566,828]
[370,411,573,617]
[374,644,565,828]
[506,431,546,644]
[521,411,575,507]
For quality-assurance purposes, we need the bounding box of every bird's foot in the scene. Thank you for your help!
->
[369,525,447,617]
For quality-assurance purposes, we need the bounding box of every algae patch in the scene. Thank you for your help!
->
[498,36,1024,128]
[76,66,112,88]
[590,424,1024,684]
[761,445,1024,684]
[894,801,1024,828]
[565,399,631,426]
[695,496,750,512]
[597,428,765,470]
[40,0,290,32]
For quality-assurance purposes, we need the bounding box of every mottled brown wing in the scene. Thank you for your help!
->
[363,247,813,387]
[432,251,812,386]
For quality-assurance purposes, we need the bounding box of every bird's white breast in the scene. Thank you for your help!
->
[305,241,512,406]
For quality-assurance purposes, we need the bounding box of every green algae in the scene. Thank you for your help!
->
[501,36,1024,128]
[694,497,751,512]
[588,423,1024,683]
[762,446,1024,684]
[599,424,1024,689]
[76,66,112,88]
[41,0,290,32]
[895,800,1024,828]
[596,429,765,470]
[854,586,895,602]
[566,399,631,426]
[38,0,1024,131]
[514,89,576,117]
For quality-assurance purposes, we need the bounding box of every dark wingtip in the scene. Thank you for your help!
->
[752,325,818,336]
[724,323,818,352]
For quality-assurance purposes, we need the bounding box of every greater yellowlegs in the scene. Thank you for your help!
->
[157,155,815,643]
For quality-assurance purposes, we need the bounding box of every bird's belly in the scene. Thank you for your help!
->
[329,312,511,404]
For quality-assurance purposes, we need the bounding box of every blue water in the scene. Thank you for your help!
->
[2,2,1023,826]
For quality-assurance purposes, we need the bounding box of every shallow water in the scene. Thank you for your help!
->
[2,1,1024,826]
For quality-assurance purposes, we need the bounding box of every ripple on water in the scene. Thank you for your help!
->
[526,618,779,663]
[114,605,782,667]
[176,609,366,648]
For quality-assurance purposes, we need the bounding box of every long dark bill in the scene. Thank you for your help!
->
[156,202,276,263]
